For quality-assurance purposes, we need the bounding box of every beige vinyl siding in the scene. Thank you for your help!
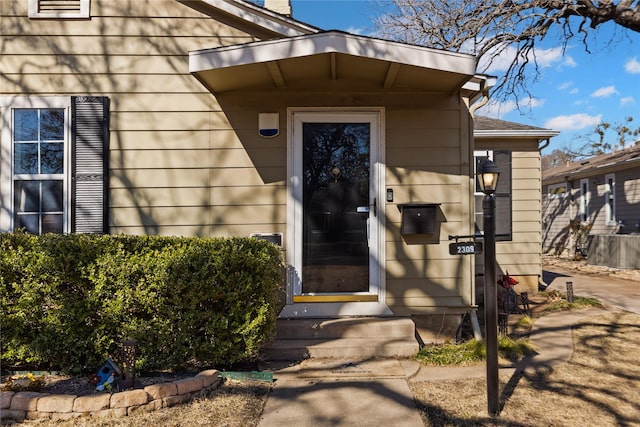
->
[208,90,474,314]
[384,104,474,315]
[476,141,542,293]
[0,0,282,237]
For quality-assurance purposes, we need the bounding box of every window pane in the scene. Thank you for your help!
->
[15,214,39,234]
[14,143,39,174]
[42,180,63,212]
[40,109,65,141]
[41,143,64,174]
[42,214,63,234]
[14,181,40,212]
[14,109,38,141]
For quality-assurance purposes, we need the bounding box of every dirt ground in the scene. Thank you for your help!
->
[542,254,640,283]
[410,310,640,426]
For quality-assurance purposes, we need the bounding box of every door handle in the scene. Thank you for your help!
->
[357,198,377,217]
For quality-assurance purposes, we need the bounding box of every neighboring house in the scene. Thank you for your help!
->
[542,144,640,267]
[474,117,559,296]
[0,0,556,339]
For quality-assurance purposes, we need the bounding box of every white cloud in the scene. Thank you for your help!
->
[558,81,579,95]
[591,86,618,98]
[562,56,577,67]
[557,81,573,91]
[544,113,602,131]
[478,97,544,118]
[344,26,365,35]
[535,48,576,68]
[620,96,636,106]
[625,57,640,74]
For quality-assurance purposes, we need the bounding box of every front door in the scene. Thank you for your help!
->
[283,110,391,317]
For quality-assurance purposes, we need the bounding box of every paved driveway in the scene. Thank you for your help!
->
[543,266,640,314]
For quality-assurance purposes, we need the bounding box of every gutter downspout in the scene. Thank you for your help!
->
[469,75,497,117]
[538,138,551,151]
[467,75,496,342]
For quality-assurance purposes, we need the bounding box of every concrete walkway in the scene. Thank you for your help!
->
[543,265,640,314]
[259,267,638,426]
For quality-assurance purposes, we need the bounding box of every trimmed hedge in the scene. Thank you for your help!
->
[0,232,284,374]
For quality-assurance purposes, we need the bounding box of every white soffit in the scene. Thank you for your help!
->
[189,31,477,92]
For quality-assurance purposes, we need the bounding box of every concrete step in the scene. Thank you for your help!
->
[264,317,419,361]
[274,317,416,340]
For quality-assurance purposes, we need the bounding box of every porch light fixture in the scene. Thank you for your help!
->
[477,159,500,195]
[478,158,501,416]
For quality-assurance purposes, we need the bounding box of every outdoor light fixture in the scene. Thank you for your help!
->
[477,159,501,195]
[479,158,501,416]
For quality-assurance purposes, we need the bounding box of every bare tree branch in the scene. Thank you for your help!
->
[375,0,640,100]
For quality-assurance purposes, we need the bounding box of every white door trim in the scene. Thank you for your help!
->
[281,107,391,317]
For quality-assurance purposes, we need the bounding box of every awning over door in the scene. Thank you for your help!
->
[189,31,478,93]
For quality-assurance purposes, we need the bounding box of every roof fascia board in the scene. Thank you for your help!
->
[190,31,477,76]
[179,0,318,38]
[543,157,640,184]
[474,130,560,139]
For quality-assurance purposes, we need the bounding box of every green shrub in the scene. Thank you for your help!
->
[0,232,283,374]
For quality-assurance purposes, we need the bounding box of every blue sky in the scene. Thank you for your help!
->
[288,0,640,154]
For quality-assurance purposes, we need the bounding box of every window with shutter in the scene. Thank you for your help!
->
[0,96,108,234]
[28,0,90,19]
[474,150,512,241]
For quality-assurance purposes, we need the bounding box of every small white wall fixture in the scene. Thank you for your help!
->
[259,112,279,138]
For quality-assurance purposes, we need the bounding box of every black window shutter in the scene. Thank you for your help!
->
[493,150,512,241]
[71,96,109,234]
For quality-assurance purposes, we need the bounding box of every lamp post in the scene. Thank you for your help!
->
[478,159,501,416]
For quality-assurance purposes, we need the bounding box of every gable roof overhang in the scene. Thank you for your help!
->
[189,31,478,94]
[473,116,559,140]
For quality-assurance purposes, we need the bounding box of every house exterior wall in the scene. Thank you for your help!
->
[0,0,262,236]
[1,0,476,316]
[214,91,475,316]
[543,161,640,257]
[476,139,543,294]
[618,167,640,232]
[542,181,573,255]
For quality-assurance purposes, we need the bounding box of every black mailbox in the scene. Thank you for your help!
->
[398,203,440,235]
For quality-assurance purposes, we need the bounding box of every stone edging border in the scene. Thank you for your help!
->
[0,369,222,422]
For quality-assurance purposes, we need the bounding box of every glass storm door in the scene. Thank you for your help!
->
[290,111,382,305]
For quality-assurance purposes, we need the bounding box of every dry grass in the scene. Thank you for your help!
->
[410,310,640,426]
[10,380,270,427]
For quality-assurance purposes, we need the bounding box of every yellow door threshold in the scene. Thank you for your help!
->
[293,295,378,303]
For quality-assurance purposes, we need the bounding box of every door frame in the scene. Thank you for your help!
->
[281,107,392,318]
